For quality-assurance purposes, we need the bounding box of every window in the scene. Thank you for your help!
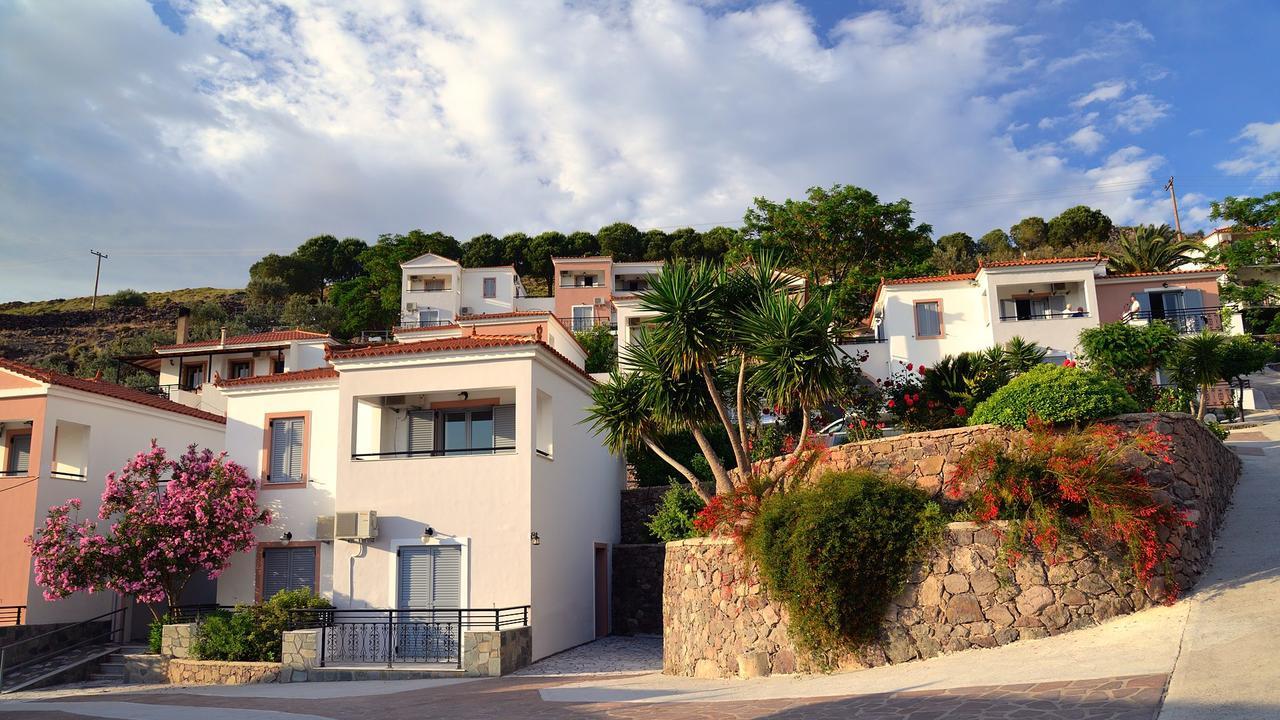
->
[260,546,317,601]
[913,300,943,338]
[397,545,461,609]
[229,360,252,379]
[5,432,30,476]
[272,356,285,374]
[572,305,594,331]
[265,415,307,485]
[181,363,205,390]
[418,309,440,326]
[405,405,514,456]
[482,277,497,298]
[535,391,553,458]
[51,422,88,480]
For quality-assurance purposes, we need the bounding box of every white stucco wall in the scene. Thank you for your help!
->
[460,268,518,316]
[529,357,622,658]
[216,381,341,606]
[28,391,225,625]
[983,266,1102,357]
[880,281,993,369]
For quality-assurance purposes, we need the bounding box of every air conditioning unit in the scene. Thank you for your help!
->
[594,297,607,306]
[1050,282,1067,293]
[405,302,418,311]
[383,395,406,407]
[315,515,335,541]
[335,511,378,541]
[460,306,473,315]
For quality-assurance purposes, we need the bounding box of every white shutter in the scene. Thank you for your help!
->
[492,404,515,451]
[408,411,435,455]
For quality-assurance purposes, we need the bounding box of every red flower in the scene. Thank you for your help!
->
[876,422,886,429]
[918,366,927,375]
[887,399,896,408]
[905,396,915,407]
[858,419,868,428]
[1063,359,1077,368]
[954,406,968,417]
[906,363,914,370]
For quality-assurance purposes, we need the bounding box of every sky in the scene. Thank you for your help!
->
[0,0,1276,302]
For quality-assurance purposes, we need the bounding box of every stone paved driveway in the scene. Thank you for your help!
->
[0,673,1167,719]
[512,636,662,677]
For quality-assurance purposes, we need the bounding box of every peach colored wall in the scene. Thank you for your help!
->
[1095,278,1221,324]
[0,372,41,391]
[554,260,613,319]
[0,397,45,609]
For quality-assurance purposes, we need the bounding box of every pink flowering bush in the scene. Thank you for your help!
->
[26,442,271,609]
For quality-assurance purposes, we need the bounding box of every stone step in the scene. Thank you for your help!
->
[95,663,126,676]
[87,674,124,683]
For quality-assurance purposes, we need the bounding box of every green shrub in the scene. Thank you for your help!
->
[1204,421,1230,442]
[192,589,333,662]
[646,485,705,542]
[148,613,173,654]
[104,289,147,308]
[969,364,1139,428]
[747,470,945,657]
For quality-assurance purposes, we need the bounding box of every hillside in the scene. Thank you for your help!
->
[0,288,245,378]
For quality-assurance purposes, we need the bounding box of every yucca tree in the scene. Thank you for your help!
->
[739,291,841,461]
[1002,336,1047,374]
[1172,331,1227,420]
[723,251,793,455]
[1109,224,1207,274]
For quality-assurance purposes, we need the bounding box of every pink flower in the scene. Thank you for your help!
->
[859,419,868,428]
[918,366,927,375]
[906,363,914,371]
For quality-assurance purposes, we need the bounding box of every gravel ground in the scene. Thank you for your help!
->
[511,635,663,677]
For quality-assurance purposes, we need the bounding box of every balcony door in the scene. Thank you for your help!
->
[5,433,30,475]
[396,545,462,662]
[1149,290,1183,319]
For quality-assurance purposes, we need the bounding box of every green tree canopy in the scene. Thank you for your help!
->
[1047,205,1113,249]
[461,234,505,268]
[741,184,933,323]
[977,228,1015,257]
[598,222,645,261]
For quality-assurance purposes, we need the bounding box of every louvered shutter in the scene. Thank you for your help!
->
[493,404,515,451]
[431,545,461,607]
[262,548,291,600]
[398,547,434,608]
[269,420,290,482]
[7,434,30,474]
[289,547,316,592]
[287,420,304,482]
[408,411,435,456]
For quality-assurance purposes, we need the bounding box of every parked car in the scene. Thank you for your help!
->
[814,416,902,447]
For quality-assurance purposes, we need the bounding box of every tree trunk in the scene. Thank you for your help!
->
[689,423,735,496]
[735,354,751,461]
[788,407,811,461]
[642,436,713,504]
[1197,383,1208,420]
[701,365,751,479]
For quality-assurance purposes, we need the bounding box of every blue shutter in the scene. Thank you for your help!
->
[289,547,316,593]
[262,549,290,600]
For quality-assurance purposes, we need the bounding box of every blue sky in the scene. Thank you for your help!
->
[0,0,1276,301]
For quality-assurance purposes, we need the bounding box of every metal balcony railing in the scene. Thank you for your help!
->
[1122,306,1224,334]
[556,316,616,333]
[352,445,517,460]
[998,311,1091,321]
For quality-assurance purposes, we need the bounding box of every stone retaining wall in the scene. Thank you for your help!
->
[621,486,668,543]
[463,626,532,676]
[167,658,282,685]
[663,413,1240,678]
[612,544,665,635]
[120,653,169,684]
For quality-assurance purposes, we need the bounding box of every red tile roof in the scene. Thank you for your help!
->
[980,256,1105,268]
[1101,266,1227,279]
[154,329,331,352]
[883,272,977,286]
[1210,226,1267,235]
[216,368,339,389]
[0,358,225,424]
[456,310,552,321]
[328,336,594,381]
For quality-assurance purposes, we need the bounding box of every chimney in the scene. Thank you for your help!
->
[175,307,191,345]
[219,326,227,347]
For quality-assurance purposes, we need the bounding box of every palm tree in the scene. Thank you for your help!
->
[1002,336,1047,374]
[1109,224,1207,274]
[1172,331,1227,420]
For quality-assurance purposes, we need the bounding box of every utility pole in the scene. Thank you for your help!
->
[1164,176,1185,242]
[89,249,108,310]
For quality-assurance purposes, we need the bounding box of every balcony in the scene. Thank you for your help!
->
[558,272,604,289]
[557,315,616,333]
[352,389,517,462]
[1123,306,1225,335]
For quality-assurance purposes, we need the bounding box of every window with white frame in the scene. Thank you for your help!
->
[914,301,943,338]
[535,391,553,458]
[482,277,497,298]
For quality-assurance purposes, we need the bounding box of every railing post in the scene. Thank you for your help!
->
[458,609,464,670]
[1,646,7,692]
[387,609,394,668]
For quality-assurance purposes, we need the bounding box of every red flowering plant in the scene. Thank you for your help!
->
[881,359,966,430]
[945,416,1190,602]
[26,442,271,612]
[699,436,831,542]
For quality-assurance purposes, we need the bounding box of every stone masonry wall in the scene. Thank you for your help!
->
[612,544,665,635]
[160,623,196,659]
[167,658,281,685]
[664,413,1240,678]
[462,626,532,676]
[621,486,668,543]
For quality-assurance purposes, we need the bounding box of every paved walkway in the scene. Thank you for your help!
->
[1,409,1276,718]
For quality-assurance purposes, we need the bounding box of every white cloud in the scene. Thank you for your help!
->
[1047,20,1153,73]
[1114,94,1169,132]
[0,1,1189,299]
[1218,120,1280,178]
[1065,125,1105,154]
[1071,80,1127,108]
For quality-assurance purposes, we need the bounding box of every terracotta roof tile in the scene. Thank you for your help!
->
[0,358,225,424]
[883,272,977,286]
[980,256,1105,268]
[329,336,593,381]
[216,368,339,389]
[155,329,331,352]
[456,310,552,321]
[1101,266,1227,279]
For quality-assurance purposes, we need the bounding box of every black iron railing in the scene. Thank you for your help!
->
[556,316,616,333]
[352,446,516,460]
[1123,306,1224,334]
[998,311,1091,321]
[288,606,530,669]
[168,604,237,624]
[49,470,86,481]
[839,336,887,344]
[396,319,456,329]
[0,607,23,627]
[0,606,125,692]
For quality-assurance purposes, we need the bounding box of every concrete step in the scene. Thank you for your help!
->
[87,673,124,683]
[95,662,125,676]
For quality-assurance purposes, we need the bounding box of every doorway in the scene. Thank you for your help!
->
[594,544,609,638]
